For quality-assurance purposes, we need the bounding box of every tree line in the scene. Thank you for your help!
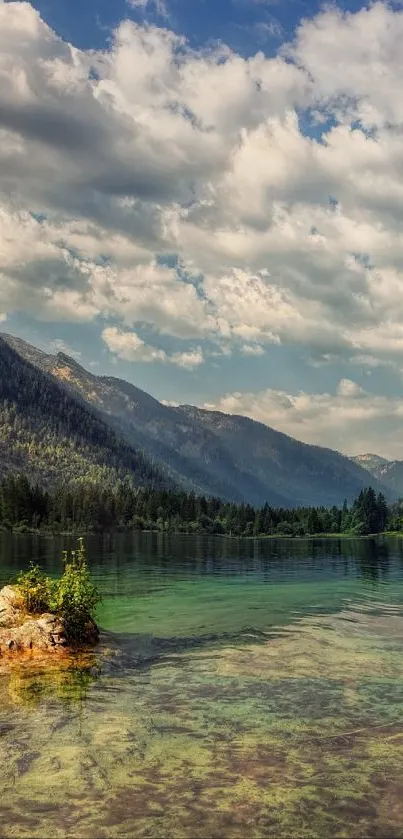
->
[0,475,399,537]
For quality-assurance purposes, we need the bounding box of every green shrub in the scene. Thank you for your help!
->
[16,562,55,614]
[16,538,101,644]
[53,537,101,643]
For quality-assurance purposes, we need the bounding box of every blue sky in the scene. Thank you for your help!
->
[2,0,403,456]
[31,0,370,54]
[31,0,307,52]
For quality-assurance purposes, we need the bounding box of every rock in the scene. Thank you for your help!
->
[0,585,99,654]
[0,584,24,628]
[0,585,23,608]
[0,610,68,653]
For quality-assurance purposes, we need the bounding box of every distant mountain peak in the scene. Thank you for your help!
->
[54,351,88,376]
[353,452,389,460]
[351,453,390,468]
[350,453,403,497]
[56,350,78,364]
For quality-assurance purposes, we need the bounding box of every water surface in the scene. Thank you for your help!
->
[1,533,403,838]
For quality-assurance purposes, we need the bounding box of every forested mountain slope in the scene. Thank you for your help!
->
[177,406,393,507]
[1,334,392,507]
[0,336,170,491]
[1,336,292,504]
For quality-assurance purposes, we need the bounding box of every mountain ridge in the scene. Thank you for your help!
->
[0,335,172,492]
[0,333,393,507]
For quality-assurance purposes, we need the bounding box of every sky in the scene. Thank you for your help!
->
[2,0,403,458]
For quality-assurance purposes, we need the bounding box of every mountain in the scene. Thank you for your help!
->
[1,336,255,502]
[351,454,390,472]
[351,453,403,498]
[0,336,170,491]
[1,333,392,507]
[177,406,394,506]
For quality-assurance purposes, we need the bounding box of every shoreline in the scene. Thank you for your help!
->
[1,527,401,540]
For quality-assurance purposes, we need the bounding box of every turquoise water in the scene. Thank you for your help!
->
[1,533,403,837]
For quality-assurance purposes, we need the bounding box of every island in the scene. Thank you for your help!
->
[0,538,100,656]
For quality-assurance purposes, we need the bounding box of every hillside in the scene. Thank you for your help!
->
[1,336,259,503]
[178,406,393,507]
[1,333,392,507]
[0,336,170,491]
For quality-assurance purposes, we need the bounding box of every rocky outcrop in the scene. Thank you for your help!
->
[0,586,98,654]
[0,585,22,629]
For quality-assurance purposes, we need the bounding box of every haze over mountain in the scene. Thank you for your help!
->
[1,334,392,508]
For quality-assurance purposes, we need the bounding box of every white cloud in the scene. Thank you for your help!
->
[284,3,403,129]
[2,0,403,379]
[336,378,365,398]
[204,379,403,459]
[241,343,265,356]
[127,0,169,19]
[102,326,204,368]
[102,326,166,363]
[161,398,179,406]
[171,348,204,369]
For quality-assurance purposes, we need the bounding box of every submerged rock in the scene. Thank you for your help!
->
[0,586,99,654]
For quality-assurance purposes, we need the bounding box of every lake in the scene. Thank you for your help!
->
[1,532,403,838]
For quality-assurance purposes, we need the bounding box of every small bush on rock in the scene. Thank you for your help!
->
[16,538,100,644]
[53,538,101,644]
[16,562,56,614]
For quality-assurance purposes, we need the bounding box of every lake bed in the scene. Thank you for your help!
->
[1,533,403,838]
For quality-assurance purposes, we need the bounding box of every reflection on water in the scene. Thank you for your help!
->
[5,654,99,708]
[1,534,403,837]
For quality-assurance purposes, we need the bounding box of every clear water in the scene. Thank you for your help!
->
[1,533,403,838]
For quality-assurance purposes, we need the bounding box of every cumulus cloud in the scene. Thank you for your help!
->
[336,378,365,398]
[204,380,403,459]
[102,326,204,368]
[2,0,403,380]
[241,344,265,356]
[170,348,204,369]
[102,326,166,363]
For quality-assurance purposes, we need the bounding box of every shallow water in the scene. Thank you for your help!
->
[1,533,403,837]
